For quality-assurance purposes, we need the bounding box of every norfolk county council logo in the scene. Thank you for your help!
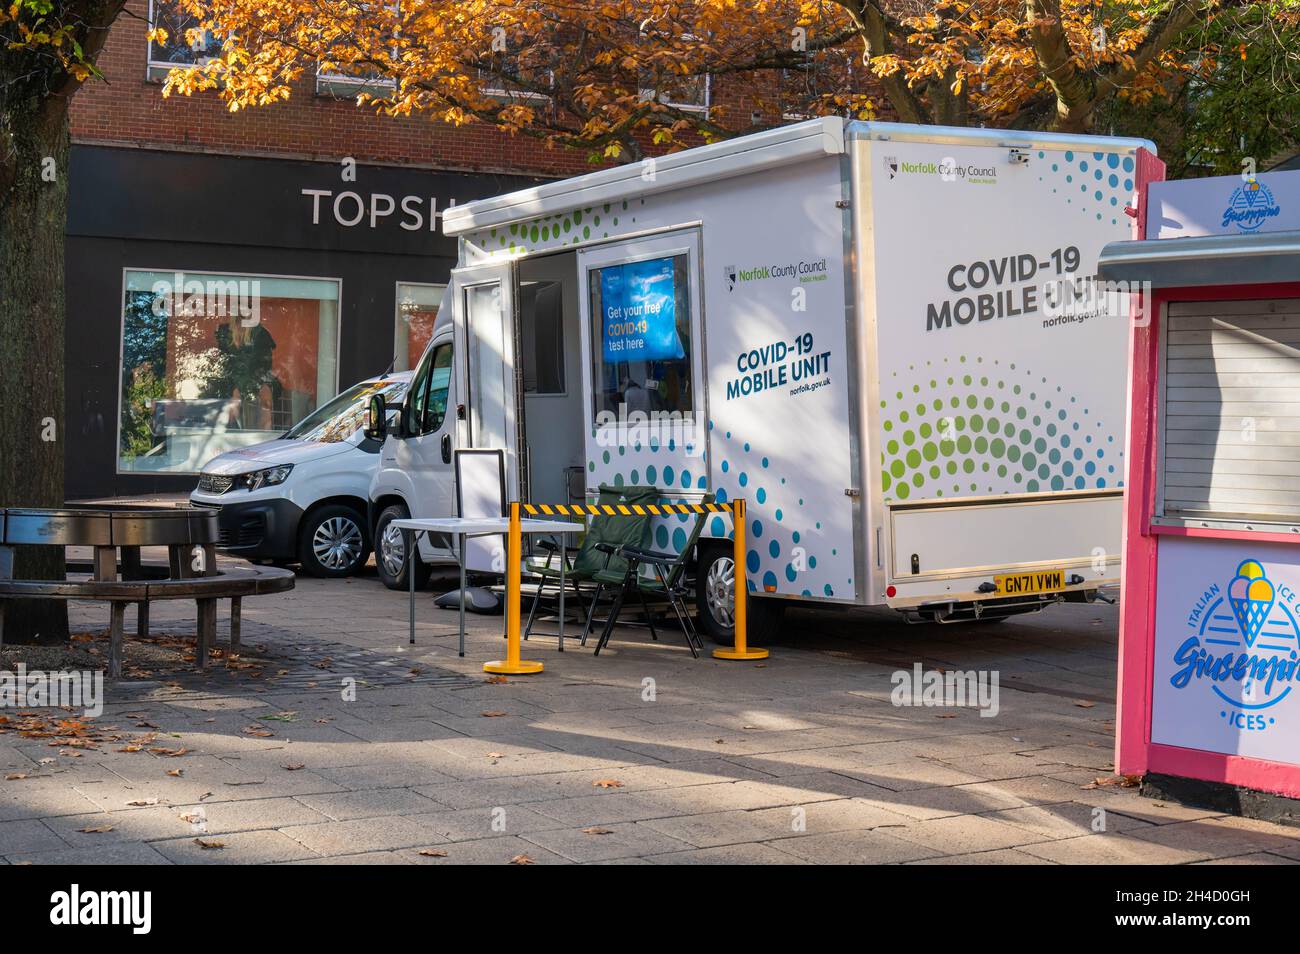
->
[1174,559,1300,733]
[724,264,737,292]
[883,156,898,180]
[1222,179,1281,232]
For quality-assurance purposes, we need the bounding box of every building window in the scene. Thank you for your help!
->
[146,0,218,82]
[118,270,341,475]
[588,254,694,419]
[316,69,397,99]
[395,282,444,372]
[640,72,711,113]
[1158,298,1300,529]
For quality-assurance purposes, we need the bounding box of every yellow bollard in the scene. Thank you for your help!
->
[485,500,544,675]
[713,497,769,661]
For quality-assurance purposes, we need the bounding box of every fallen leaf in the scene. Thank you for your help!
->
[581,826,614,835]
[193,838,225,850]
[486,752,505,759]
[126,798,160,806]
[481,711,508,718]
[1074,700,1096,709]
[417,848,448,857]
[510,854,535,865]
[166,769,184,778]
[1082,774,1141,790]
[281,763,305,771]
[5,773,27,781]
[485,675,509,684]
[241,724,274,738]
[149,747,189,757]
[593,779,624,789]
[77,825,114,833]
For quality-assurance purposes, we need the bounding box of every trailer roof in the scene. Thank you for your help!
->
[1098,230,1300,288]
[442,117,845,236]
[845,121,1154,156]
[442,118,1156,238]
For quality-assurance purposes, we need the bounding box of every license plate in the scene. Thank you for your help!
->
[994,568,1064,596]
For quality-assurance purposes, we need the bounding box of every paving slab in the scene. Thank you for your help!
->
[2,567,1285,865]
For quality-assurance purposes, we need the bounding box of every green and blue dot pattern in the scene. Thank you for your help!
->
[471,199,647,257]
[880,356,1122,501]
[1039,148,1136,227]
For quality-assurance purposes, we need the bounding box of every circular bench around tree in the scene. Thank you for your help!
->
[0,505,295,677]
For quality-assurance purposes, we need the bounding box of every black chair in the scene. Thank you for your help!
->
[522,484,656,642]
[591,495,713,658]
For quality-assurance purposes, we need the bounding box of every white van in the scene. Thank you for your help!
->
[192,372,411,577]
[367,117,1156,638]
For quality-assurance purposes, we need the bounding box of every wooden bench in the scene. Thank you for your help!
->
[0,506,295,677]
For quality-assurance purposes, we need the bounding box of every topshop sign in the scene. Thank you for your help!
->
[301,189,455,232]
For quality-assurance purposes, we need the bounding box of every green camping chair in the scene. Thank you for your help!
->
[522,484,657,643]
[591,494,714,658]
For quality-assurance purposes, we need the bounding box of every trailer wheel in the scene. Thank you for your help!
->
[375,503,433,591]
[695,546,785,644]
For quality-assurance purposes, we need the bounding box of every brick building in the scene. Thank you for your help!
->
[63,0,815,498]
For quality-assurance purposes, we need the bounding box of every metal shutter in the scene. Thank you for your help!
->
[1162,298,1300,526]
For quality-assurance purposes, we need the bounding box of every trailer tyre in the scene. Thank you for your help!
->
[375,503,433,591]
[695,547,785,644]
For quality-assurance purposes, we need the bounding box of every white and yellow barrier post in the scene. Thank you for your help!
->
[713,497,769,661]
[484,501,544,675]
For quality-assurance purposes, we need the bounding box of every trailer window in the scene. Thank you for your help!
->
[588,253,694,420]
[1160,299,1300,528]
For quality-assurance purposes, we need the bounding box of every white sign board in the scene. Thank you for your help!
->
[456,449,506,573]
[869,141,1135,501]
[1152,535,1300,765]
[1148,169,1300,239]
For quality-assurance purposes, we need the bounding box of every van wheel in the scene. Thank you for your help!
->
[298,505,370,578]
[376,503,432,591]
[694,547,785,644]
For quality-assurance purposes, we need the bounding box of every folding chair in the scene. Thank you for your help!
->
[591,495,713,658]
[522,484,657,642]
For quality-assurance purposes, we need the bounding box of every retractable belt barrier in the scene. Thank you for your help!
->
[485,498,768,675]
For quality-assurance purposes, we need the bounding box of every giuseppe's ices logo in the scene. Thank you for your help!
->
[1174,559,1300,733]
[1223,179,1281,232]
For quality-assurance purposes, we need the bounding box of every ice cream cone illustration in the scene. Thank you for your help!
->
[1228,560,1275,648]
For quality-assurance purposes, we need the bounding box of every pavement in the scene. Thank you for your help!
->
[3,562,1300,865]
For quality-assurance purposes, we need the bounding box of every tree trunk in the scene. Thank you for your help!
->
[0,100,70,644]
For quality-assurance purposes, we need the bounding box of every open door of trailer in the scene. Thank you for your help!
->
[451,261,520,571]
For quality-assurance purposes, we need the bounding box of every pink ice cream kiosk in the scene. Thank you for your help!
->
[1100,167,1300,810]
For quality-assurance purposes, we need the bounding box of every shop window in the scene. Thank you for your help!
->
[520,281,565,395]
[1159,299,1300,528]
[146,0,218,82]
[587,253,694,420]
[118,270,341,474]
[395,283,445,372]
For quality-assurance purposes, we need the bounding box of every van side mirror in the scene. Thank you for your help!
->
[364,393,387,441]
